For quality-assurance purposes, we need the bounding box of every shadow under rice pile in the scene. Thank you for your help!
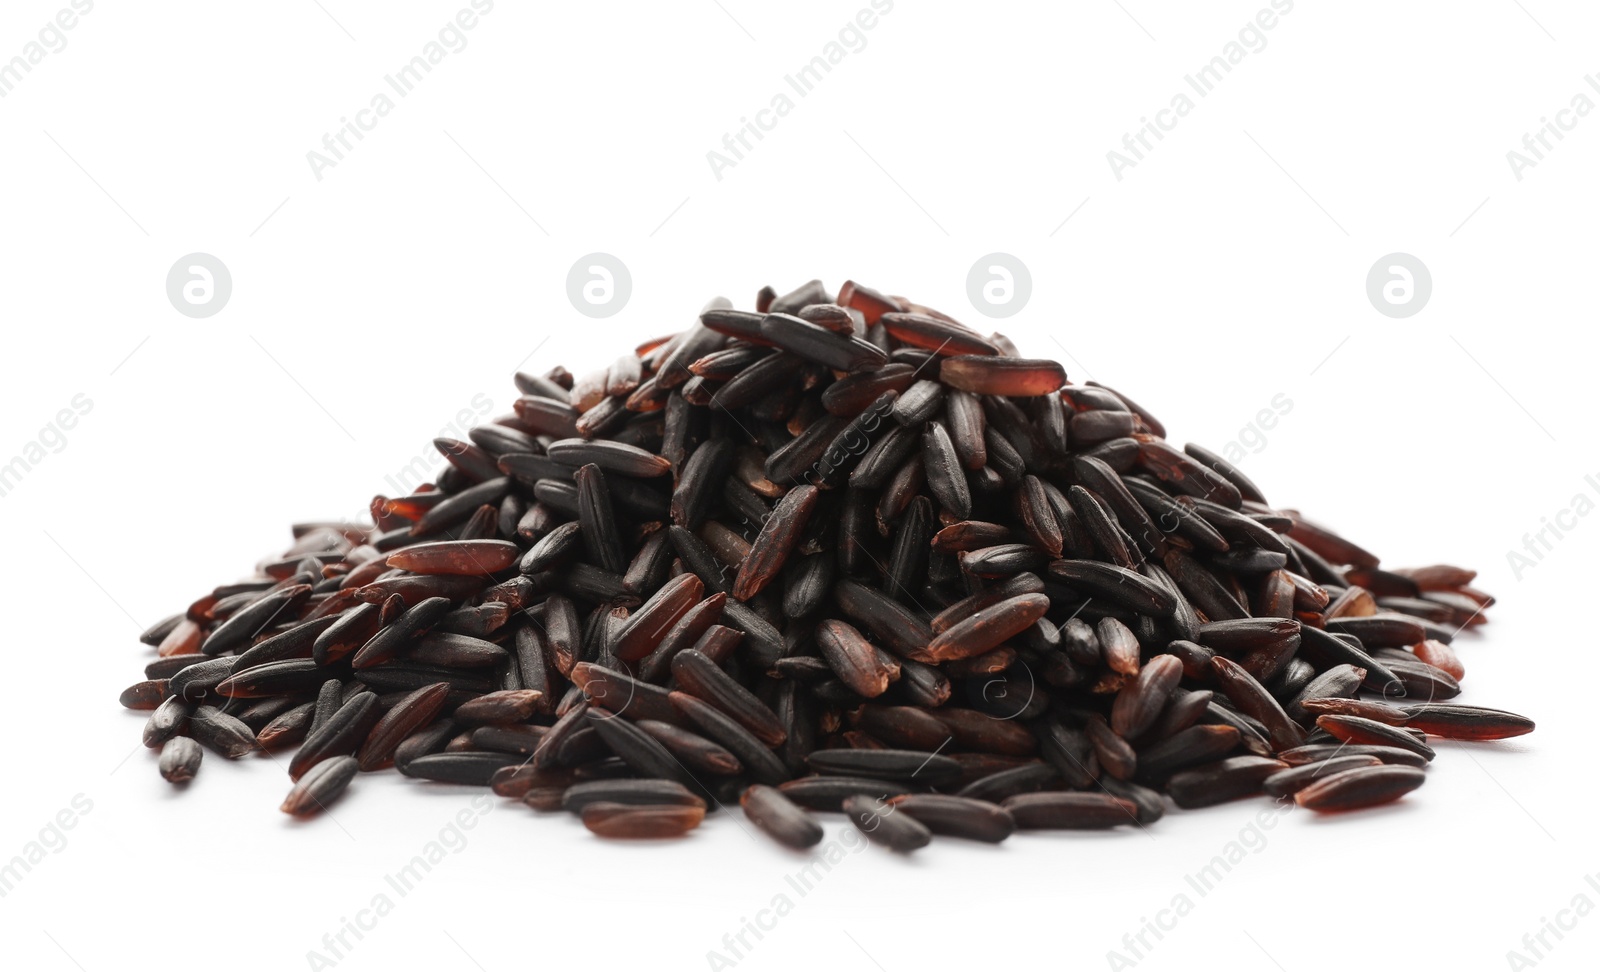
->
[121,278,1533,847]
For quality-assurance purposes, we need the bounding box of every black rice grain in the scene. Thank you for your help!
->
[842,793,931,851]
[281,755,359,815]
[158,737,203,783]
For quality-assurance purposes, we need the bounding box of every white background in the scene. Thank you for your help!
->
[1,2,1595,970]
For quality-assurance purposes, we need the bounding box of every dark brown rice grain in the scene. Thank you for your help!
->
[159,736,203,783]
[1294,764,1426,812]
[581,801,706,839]
[281,755,359,815]
[1001,792,1138,830]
